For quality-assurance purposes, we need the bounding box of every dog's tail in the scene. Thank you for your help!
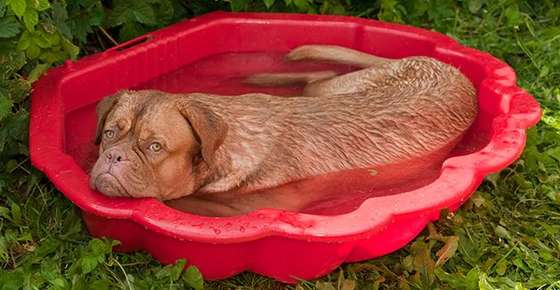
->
[286,45,394,68]
[244,45,394,87]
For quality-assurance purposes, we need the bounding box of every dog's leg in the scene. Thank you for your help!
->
[303,62,396,97]
[244,70,338,87]
[287,45,394,68]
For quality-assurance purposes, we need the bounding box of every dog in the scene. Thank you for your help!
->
[89,45,477,216]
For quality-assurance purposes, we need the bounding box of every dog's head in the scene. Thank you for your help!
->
[89,90,227,200]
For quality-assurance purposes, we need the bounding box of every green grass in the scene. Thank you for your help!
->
[1,0,560,289]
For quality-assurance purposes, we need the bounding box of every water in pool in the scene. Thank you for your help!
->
[64,51,491,216]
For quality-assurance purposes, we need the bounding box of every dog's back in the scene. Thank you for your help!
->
[193,46,477,196]
[167,46,478,215]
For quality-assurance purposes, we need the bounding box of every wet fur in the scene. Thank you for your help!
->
[91,45,478,216]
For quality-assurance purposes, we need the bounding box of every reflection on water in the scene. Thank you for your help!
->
[64,51,491,216]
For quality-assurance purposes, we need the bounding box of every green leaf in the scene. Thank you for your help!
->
[79,239,115,274]
[38,50,66,63]
[106,0,130,26]
[545,146,560,161]
[182,266,203,290]
[88,5,105,26]
[512,257,529,272]
[494,225,512,240]
[546,190,560,203]
[32,31,52,48]
[504,5,521,27]
[495,259,508,275]
[0,0,6,17]
[0,206,10,219]
[51,1,71,39]
[35,237,61,257]
[464,268,480,290]
[45,31,61,46]
[0,237,8,261]
[89,239,112,256]
[170,259,186,281]
[467,0,484,14]
[23,8,39,31]
[229,0,249,12]
[10,202,22,224]
[69,17,94,43]
[26,43,40,58]
[0,16,22,38]
[35,0,50,11]
[132,2,156,25]
[61,37,79,59]
[378,0,404,23]
[0,96,13,122]
[434,268,464,289]
[263,0,275,8]
[153,0,174,24]
[293,0,310,11]
[155,261,186,281]
[80,255,100,274]
[118,21,144,41]
[0,269,25,289]
[16,30,31,50]
[478,273,497,290]
[323,2,346,15]
[50,277,68,289]
[541,109,560,130]
[28,63,49,83]
[6,0,26,17]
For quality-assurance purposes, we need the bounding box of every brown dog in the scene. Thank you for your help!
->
[89,45,477,216]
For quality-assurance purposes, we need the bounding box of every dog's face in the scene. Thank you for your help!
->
[89,90,227,200]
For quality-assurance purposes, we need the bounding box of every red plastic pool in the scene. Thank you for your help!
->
[30,12,541,283]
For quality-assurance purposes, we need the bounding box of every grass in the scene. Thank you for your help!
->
[1,0,560,289]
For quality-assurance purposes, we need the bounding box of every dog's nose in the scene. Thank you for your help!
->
[105,149,125,163]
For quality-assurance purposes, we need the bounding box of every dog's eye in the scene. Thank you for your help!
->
[149,142,162,152]
[103,129,115,139]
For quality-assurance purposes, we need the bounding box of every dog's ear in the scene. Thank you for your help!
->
[178,99,228,165]
[94,91,124,144]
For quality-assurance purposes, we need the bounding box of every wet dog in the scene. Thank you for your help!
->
[89,45,477,216]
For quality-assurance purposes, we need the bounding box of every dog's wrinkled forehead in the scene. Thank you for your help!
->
[110,91,153,120]
[106,92,169,128]
[103,91,194,149]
